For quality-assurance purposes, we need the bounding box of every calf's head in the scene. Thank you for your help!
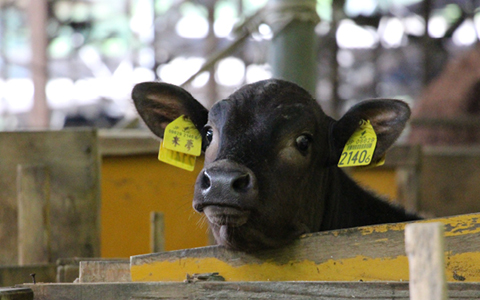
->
[133,79,410,252]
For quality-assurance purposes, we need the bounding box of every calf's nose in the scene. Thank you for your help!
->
[194,160,258,212]
[201,169,252,193]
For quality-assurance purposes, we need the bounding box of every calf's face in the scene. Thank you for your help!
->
[132,79,410,252]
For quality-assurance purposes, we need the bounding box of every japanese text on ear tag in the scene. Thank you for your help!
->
[158,115,202,171]
[338,119,382,168]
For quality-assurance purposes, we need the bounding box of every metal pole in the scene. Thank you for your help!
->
[266,0,319,96]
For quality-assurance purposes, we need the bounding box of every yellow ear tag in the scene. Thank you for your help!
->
[158,141,197,171]
[158,115,202,171]
[338,119,379,168]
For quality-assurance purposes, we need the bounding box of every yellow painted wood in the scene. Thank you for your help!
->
[130,213,480,282]
[350,168,397,200]
[101,154,209,258]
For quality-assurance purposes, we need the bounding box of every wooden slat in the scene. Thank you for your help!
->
[406,223,447,300]
[419,147,480,217]
[79,261,131,283]
[150,212,165,253]
[131,213,480,282]
[17,165,51,265]
[0,264,56,287]
[0,130,101,265]
[381,144,422,168]
[25,282,480,300]
[0,287,33,300]
[98,130,158,156]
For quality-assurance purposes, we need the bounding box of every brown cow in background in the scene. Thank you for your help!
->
[409,46,480,146]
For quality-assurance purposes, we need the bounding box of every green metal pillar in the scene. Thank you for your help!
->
[266,0,319,96]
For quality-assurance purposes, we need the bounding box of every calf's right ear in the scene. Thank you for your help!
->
[132,82,209,138]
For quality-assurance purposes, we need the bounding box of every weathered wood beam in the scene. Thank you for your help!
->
[0,130,101,265]
[0,265,56,287]
[79,261,131,283]
[406,222,447,300]
[0,287,33,300]
[24,281,480,300]
[150,212,165,253]
[131,213,480,282]
[17,164,51,265]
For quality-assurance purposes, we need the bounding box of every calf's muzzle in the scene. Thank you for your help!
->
[193,160,258,218]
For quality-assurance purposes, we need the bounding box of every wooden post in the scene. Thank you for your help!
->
[405,222,448,300]
[79,260,131,283]
[395,144,422,212]
[28,0,50,128]
[17,164,51,265]
[150,212,165,253]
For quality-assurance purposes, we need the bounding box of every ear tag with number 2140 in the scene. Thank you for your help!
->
[337,119,384,168]
[158,115,202,171]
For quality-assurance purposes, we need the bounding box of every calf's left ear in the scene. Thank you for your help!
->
[132,82,209,138]
[329,99,410,165]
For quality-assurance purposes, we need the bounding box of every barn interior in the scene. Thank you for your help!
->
[2,0,480,298]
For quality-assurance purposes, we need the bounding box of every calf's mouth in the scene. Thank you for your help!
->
[203,205,250,227]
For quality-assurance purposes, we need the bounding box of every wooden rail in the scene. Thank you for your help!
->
[23,281,480,300]
[131,213,480,282]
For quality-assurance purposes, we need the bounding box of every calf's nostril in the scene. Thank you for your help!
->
[200,170,211,190]
[232,173,250,192]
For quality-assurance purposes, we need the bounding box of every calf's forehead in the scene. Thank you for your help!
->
[208,80,325,128]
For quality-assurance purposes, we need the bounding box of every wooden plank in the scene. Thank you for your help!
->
[0,130,101,265]
[0,264,56,287]
[98,130,158,156]
[131,213,480,282]
[419,147,480,217]
[406,222,447,300]
[55,264,79,284]
[0,287,33,300]
[56,258,131,283]
[381,144,422,168]
[150,212,165,253]
[79,261,131,283]
[24,282,480,300]
[17,165,51,265]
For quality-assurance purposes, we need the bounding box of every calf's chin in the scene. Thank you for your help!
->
[203,206,250,227]
[208,219,305,252]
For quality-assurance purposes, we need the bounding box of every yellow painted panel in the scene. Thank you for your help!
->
[131,214,480,282]
[130,251,480,282]
[130,255,411,282]
[101,154,209,258]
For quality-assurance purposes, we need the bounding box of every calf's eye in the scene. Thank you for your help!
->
[295,134,312,153]
[203,127,214,147]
